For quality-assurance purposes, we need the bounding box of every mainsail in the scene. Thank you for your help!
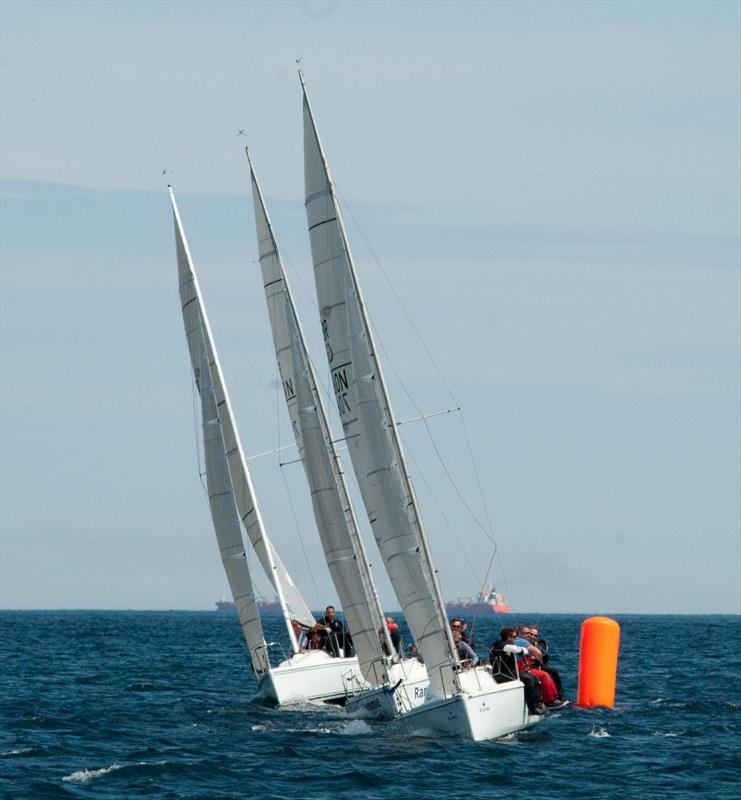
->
[170,188,315,655]
[301,79,460,697]
[248,154,394,684]
[171,189,268,672]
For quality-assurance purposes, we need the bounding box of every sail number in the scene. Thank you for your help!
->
[322,316,351,416]
[321,318,334,363]
[332,367,351,416]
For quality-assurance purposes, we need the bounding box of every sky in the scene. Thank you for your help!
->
[1,0,739,615]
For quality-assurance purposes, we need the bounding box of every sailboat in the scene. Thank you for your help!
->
[170,188,366,705]
[300,75,539,740]
[246,152,429,719]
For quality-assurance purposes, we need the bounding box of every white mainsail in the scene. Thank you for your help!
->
[170,188,315,654]
[301,80,460,698]
[171,190,268,673]
[197,346,270,674]
[248,154,394,684]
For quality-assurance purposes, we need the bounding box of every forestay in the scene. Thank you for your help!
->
[249,156,393,684]
[301,82,460,697]
[171,189,315,645]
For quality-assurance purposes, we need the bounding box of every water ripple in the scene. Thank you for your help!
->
[1,610,738,800]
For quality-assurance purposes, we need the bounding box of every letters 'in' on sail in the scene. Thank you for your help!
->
[301,78,460,699]
[247,152,395,687]
[171,187,373,706]
[298,78,538,740]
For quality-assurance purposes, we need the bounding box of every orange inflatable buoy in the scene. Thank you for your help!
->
[577,616,620,707]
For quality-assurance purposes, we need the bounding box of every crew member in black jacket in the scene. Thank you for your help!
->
[320,605,354,657]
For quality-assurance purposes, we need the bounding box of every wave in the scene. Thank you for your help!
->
[62,760,172,784]
[588,726,610,738]
[0,747,38,759]
[337,719,373,736]
[127,682,176,692]
[649,698,711,712]
[63,763,122,783]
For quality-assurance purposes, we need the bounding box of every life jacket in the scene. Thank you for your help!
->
[489,641,518,682]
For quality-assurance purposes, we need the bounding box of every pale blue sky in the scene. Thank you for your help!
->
[1,0,739,613]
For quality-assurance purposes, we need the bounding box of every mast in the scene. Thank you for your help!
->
[170,187,312,655]
[300,76,460,697]
[247,151,396,680]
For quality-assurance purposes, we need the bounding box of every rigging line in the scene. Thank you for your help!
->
[271,239,317,319]
[370,315,497,545]
[270,241,341,429]
[458,411,496,538]
[454,409,512,603]
[494,547,516,627]
[334,187,460,408]
[190,370,207,496]
[468,549,497,644]
[396,407,460,427]
[246,189,340,437]
[249,467,314,592]
[246,443,296,462]
[420,413,498,545]
[334,192,500,548]
[277,456,320,605]
[403,443,483,586]
[333,186,503,548]
[199,274,282,416]
[267,287,284,461]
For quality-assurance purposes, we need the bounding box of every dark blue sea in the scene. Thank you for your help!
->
[1,612,738,799]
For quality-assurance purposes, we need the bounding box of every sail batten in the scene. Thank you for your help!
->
[248,155,395,682]
[301,83,460,697]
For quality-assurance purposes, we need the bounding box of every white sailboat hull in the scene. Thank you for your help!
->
[391,668,538,741]
[345,658,430,720]
[344,657,430,720]
[257,650,368,705]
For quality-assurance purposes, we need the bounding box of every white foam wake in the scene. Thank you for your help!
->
[588,726,610,738]
[63,763,122,783]
[337,719,372,736]
[1,747,36,758]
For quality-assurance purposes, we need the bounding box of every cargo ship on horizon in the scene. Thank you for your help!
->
[445,588,511,615]
[214,595,282,613]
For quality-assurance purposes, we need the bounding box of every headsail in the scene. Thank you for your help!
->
[248,155,394,684]
[170,188,315,653]
[301,79,460,697]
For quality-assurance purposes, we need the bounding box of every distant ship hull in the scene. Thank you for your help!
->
[445,589,511,615]
[215,598,282,613]
[445,601,511,614]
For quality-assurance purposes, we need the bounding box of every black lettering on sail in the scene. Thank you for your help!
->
[282,377,295,401]
[333,369,349,394]
[321,318,334,363]
[332,367,351,415]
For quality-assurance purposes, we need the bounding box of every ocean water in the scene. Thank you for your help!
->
[1,611,738,799]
